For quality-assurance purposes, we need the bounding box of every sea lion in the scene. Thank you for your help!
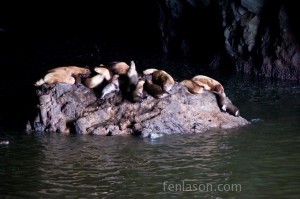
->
[131,80,145,102]
[192,75,225,96]
[100,75,120,99]
[48,66,91,84]
[144,79,169,99]
[143,68,175,92]
[35,71,75,86]
[180,80,205,94]
[47,66,91,76]
[104,61,130,75]
[84,67,111,89]
[35,66,91,86]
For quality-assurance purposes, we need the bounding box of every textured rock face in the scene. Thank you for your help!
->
[27,83,249,136]
[157,0,300,80]
[220,0,300,80]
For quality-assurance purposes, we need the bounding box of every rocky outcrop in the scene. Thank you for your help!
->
[26,83,249,137]
[157,0,300,80]
[220,0,300,80]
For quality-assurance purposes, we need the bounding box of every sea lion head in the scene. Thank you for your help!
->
[80,67,92,78]
[83,67,91,75]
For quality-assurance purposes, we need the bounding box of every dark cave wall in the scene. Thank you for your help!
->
[157,0,224,63]
[157,0,300,80]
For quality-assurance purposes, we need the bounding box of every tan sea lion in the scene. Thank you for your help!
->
[192,75,225,96]
[35,72,75,86]
[127,61,139,87]
[180,80,205,94]
[48,66,91,84]
[35,66,91,86]
[47,66,91,76]
[143,68,175,92]
[144,79,169,99]
[100,75,120,99]
[84,67,111,89]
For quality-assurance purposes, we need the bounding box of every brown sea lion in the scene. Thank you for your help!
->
[143,68,175,92]
[180,80,205,94]
[144,79,169,99]
[192,75,225,96]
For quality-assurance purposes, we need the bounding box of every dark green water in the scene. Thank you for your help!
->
[1,76,300,198]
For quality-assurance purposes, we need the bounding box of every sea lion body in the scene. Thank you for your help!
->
[48,66,91,76]
[144,80,169,99]
[226,102,240,117]
[35,66,91,86]
[131,80,145,102]
[84,74,107,89]
[192,75,225,95]
[106,62,130,75]
[84,67,111,89]
[143,68,175,92]
[180,80,205,94]
[215,92,239,117]
[100,75,120,99]
[35,71,75,86]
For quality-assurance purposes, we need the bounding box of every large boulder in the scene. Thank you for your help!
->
[26,83,249,137]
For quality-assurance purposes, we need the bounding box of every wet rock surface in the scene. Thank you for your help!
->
[27,83,249,136]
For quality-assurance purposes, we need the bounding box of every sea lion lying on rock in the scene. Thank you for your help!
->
[35,66,91,86]
[143,69,175,92]
[144,79,169,99]
[191,75,239,117]
[180,80,205,94]
[192,75,225,96]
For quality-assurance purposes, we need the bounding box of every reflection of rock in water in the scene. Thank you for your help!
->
[27,83,249,136]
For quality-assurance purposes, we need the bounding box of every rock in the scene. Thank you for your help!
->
[27,82,249,136]
[157,0,300,80]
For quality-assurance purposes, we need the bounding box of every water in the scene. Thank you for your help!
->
[1,75,300,198]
